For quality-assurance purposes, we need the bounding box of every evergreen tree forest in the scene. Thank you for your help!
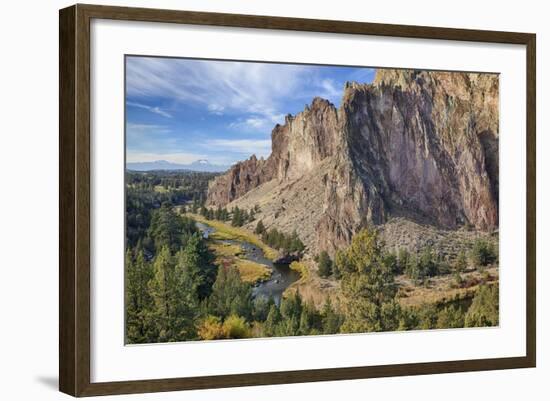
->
[126,170,218,248]
[125,172,340,343]
[126,172,498,344]
[329,229,498,332]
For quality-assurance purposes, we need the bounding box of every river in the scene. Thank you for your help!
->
[195,221,300,304]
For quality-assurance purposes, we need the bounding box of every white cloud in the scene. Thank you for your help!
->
[228,112,286,133]
[126,57,309,123]
[126,122,171,133]
[127,101,172,118]
[320,79,341,99]
[245,118,267,129]
[229,117,273,132]
[205,139,272,157]
[207,103,225,115]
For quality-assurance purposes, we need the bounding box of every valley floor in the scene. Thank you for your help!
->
[186,212,279,260]
[184,209,498,314]
[183,213,277,284]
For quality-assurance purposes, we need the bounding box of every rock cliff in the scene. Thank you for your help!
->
[206,154,273,206]
[207,69,499,255]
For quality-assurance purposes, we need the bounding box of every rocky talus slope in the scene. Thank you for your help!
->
[207,69,499,255]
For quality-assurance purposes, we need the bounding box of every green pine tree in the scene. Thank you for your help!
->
[455,250,468,272]
[170,250,201,340]
[148,246,174,341]
[125,247,155,343]
[465,284,499,327]
[180,233,217,299]
[248,208,255,222]
[321,297,342,334]
[231,207,241,227]
[436,305,465,329]
[254,220,266,235]
[289,230,305,253]
[263,304,281,337]
[208,266,253,320]
[148,203,185,253]
[338,229,400,333]
[317,251,333,278]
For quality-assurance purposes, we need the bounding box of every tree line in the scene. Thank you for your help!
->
[197,282,344,340]
[315,237,498,284]
[196,204,259,227]
[194,204,306,254]
[126,170,218,192]
[126,171,217,247]
[254,220,305,254]
[126,202,336,343]
[312,228,499,332]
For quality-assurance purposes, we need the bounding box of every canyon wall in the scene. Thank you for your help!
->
[207,69,499,254]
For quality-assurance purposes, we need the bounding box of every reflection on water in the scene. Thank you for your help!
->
[195,221,299,304]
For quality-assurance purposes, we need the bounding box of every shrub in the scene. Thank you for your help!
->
[465,284,499,327]
[332,263,342,279]
[317,251,333,278]
[452,271,464,288]
[197,315,224,340]
[398,307,420,331]
[454,250,468,272]
[382,252,399,275]
[419,247,438,277]
[222,315,250,339]
[289,231,305,253]
[254,220,266,235]
[252,296,273,322]
[436,256,452,275]
[470,239,497,267]
[405,248,438,282]
[334,249,351,275]
[321,298,343,334]
[405,254,421,282]
[481,270,491,283]
[416,304,439,330]
[436,305,465,329]
[396,248,410,275]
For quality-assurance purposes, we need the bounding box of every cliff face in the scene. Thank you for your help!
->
[271,98,341,181]
[207,69,499,255]
[206,154,274,206]
[207,98,341,204]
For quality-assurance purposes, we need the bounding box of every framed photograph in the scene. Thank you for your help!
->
[59,4,536,397]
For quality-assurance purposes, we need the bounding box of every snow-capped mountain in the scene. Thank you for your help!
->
[126,159,231,172]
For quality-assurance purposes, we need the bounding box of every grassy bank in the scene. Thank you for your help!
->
[284,259,340,309]
[289,261,309,284]
[208,241,271,284]
[185,213,279,260]
[283,260,310,298]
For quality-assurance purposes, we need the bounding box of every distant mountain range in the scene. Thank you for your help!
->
[126,159,231,173]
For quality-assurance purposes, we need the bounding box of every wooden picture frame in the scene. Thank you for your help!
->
[59,3,536,397]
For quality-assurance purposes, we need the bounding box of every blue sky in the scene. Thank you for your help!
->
[126,56,376,166]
